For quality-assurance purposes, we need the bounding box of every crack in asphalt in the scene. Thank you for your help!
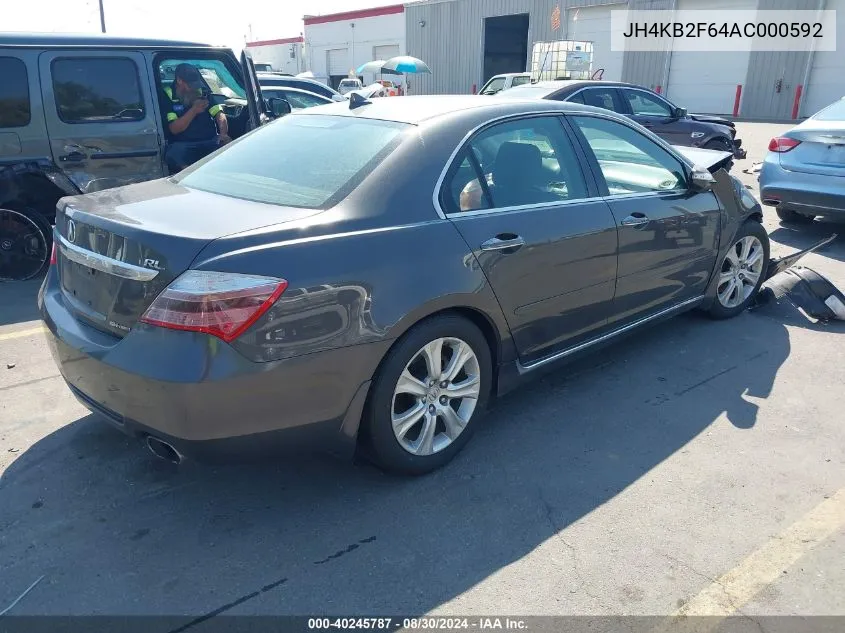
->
[538,490,612,611]
[164,535,378,632]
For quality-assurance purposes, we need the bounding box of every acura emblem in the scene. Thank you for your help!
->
[67,219,77,243]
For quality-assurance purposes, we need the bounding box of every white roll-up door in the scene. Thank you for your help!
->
[800,0,845,117]
[566,4,625,81]
[327,49,349,76]
[373,44,400,61]
[665,0,756,114]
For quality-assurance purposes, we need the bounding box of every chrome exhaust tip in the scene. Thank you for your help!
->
[146,436,183,464]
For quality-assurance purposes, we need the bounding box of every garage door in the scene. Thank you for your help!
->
[373,44,400,61]
[327,49,349,76]
[566,4,625,81]
[665,0,756,114]
[800,0,845,117]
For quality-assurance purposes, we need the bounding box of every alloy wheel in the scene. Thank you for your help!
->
[717,235,765,309]
[391,337,481,456]
[0,210,49,281]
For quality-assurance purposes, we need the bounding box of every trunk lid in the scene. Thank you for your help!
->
[55,178,323,338]
[778,119,845,178]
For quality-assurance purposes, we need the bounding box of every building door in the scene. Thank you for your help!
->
[664,0,756,115]
[482,14,529,83]
[327,48,349,89]
[566,4,625,81]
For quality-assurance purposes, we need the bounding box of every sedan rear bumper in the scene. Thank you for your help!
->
[759,158,845,218]
[38,269,388,461]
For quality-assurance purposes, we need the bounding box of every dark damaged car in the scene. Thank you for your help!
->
[40,97,768,475]
[497,80,746,161]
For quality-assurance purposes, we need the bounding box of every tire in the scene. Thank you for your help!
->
[708,220,770,320]
[703,138,732,152]
[776,207,815,224]
[0,208,52,282]
[362,314,492,475]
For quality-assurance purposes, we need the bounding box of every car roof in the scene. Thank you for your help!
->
[292,94,605,125]
[503,79,641,97]
[0,32,217,49]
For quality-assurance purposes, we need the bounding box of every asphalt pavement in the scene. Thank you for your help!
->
[1,122,843,624]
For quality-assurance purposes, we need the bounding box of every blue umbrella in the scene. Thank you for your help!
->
[356,60,402,76]
[382,56,431,74]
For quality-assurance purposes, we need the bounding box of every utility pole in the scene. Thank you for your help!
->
[98,0,106,33]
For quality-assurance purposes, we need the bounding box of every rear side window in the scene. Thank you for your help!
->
[480,77,506,94]
[512,75,530,87]
[177,114,408,209]
[51,57,145,123]
[0,57,31,128]
[580,88,618,111]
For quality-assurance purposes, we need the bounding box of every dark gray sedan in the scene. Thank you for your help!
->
[39,96,769,475]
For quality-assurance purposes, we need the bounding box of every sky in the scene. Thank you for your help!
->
[5,0,403,52]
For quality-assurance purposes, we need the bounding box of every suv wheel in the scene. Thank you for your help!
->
[0,209,52,281]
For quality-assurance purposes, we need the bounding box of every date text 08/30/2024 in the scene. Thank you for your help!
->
[308,618,529,630]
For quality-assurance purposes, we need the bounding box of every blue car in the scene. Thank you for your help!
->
[760,97,845,224]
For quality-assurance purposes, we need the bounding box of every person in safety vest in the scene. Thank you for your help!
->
[162,63,231,173]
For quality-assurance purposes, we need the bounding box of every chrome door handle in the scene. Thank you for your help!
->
[480,236,525,252]
[621,214,650,227]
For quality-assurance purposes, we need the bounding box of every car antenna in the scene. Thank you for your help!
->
[349,92,371,109]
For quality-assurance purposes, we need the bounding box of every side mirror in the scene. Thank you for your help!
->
[690,165,716,191]
[268,97,292,118]
[675,107,688,119]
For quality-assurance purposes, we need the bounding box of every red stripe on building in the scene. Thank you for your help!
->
[246,36,303,47]
[304,4,404,26]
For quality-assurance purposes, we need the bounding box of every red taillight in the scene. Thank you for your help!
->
[50,242,57,266]
[140,271,287,343]
[768,137,801,153]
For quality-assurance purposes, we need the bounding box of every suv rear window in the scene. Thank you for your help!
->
[0,57,30,128]
[176,114,408,209]
[51,57,145,123]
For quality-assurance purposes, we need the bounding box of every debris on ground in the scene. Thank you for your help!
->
[6,363,15,369]
[753,235,844,322]
[743,162,763,174]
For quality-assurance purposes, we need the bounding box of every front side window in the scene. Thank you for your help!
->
[263,89,327,109]
[443,116,588,213]
[480,77,506,95]
[159,58,246,100]
[623,89,673,117]
[511,75,530,87]
[177,114,407,209]
[52,57,145,123]
[580,88,619,112]
[572,116,688,195]
[0,57,30,128]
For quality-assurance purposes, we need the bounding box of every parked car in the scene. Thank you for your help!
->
[0,32,281,281]
[40,97,768,475]
[479,72,531,95]
[498,80,746,160]
[259,86,334,110]
[257,72,346,101]
[759,97,845,225]
[338,77,364,95]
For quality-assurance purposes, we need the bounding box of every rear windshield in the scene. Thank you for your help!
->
[176,115,408,209]
[813,98,845,121]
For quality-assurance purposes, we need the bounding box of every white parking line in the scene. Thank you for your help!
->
[0,326,46,342]
[653,487,845,633]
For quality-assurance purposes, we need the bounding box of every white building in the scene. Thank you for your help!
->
[245,36,305,76]
[303,4,406,90]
